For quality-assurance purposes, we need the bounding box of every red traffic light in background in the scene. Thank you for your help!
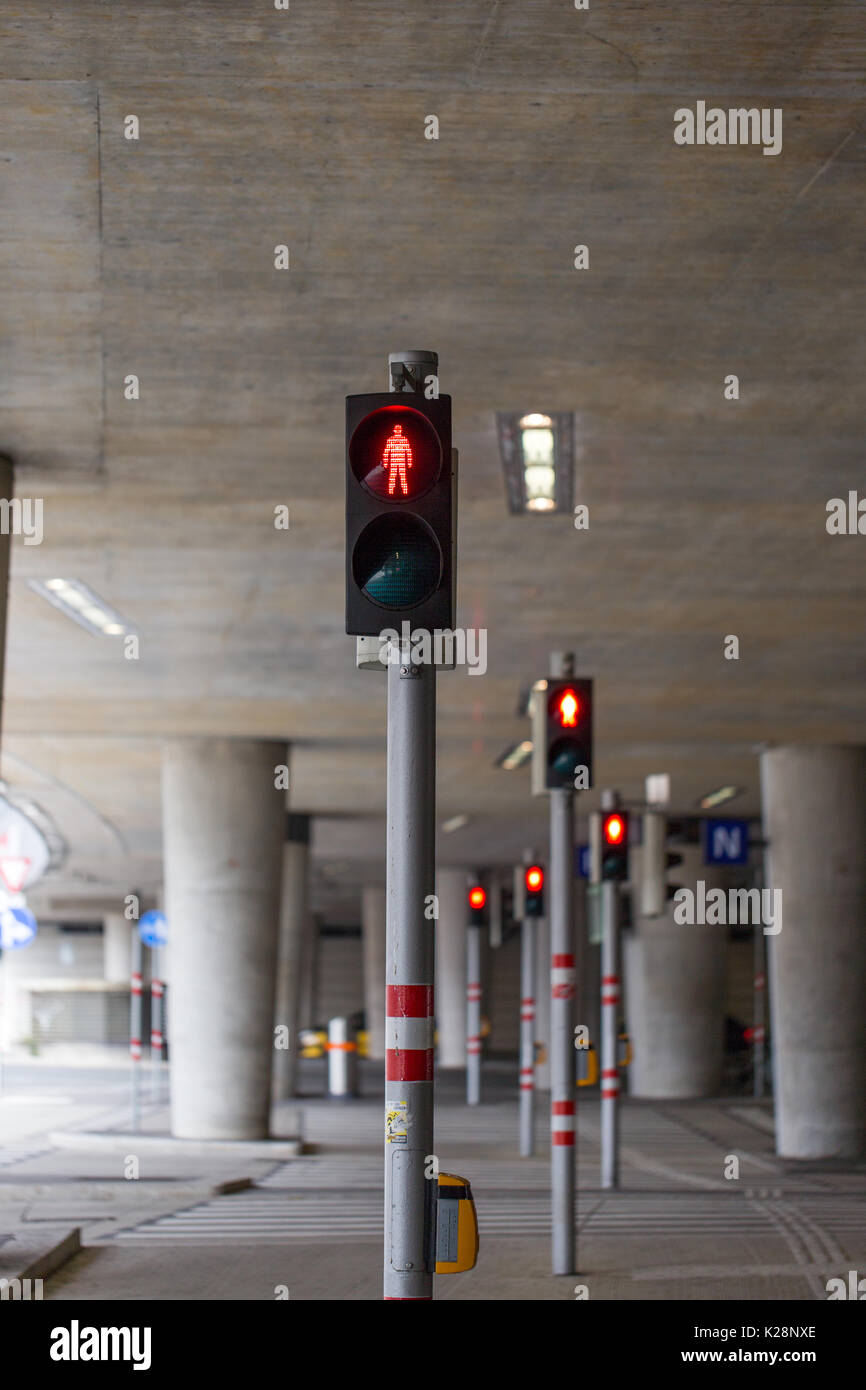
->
[524,864,545,918]
[468,883,487,924]
[601,810,630,881]
[603,814,625,846]
[542,678,593,790]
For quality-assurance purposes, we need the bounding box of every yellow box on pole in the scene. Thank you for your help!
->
[435,1173,479,1274]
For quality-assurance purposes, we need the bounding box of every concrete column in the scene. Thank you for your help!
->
[436,867,467,1068]
[0,458,12,747]
[273,815,310,1101]
[625,844,727,1098]
[103,913,132,983]
[761,746,866,1158]
[361,885,386,1061]
[162,738,287,1140]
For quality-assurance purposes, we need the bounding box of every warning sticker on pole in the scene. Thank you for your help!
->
[556,961,575,1006]
[385,1101,408,1144]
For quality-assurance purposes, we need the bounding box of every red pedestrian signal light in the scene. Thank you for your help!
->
[601,810,630,882]
[524,864,545,918]
[555,689,579,728]
[346,394,454,635]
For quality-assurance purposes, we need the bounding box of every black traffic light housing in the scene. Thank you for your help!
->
[524,865,545,918]
[544,678,593,790]
[601,810,630,882]
[346,393,454,637]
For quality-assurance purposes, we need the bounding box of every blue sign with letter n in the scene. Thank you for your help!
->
[703,818,749,865]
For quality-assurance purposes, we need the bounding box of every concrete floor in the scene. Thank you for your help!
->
[2,1060,865,1301]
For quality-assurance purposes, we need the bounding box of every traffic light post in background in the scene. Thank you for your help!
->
[466,883,486,1106]
[533,652,593,1275]
[592,794,629,1190]
[347,350,455,1302]
[518,857,544,1156]
[130,924,143,1133]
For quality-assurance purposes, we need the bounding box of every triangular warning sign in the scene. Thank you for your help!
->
[0,857,31,892]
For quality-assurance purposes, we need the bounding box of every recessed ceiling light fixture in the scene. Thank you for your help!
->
[441,814,470,834]
[698,785,742,810]
[494,740,533,771]
[28,579,134,638]
[497,412,575,515]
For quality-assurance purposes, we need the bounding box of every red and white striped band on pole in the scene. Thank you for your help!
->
[520,1066,534,1091]
[601,1067,620,1099]
[467,982,482,1001]
[385,984,433,1082]
[150,978,164,1050]
[520,996,535,1022]
[552,1098,575,1146]
[130,971,142,1060]
[467,1035,482,1056]
[551,953,575,1000]
[601,973,620,1006]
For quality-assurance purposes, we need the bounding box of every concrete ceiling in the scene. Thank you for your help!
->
[1,2,864,918]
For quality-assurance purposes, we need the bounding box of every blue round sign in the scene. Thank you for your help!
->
[139,910,168,948]
[0,904,37,950]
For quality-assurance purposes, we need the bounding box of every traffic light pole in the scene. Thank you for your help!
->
[466,917,482,1105]
[519,909,536,1155]
[600,878,621,1187]
[383,351,439,1303]
[549,651,577,1275]
[600,790,622,1188]
[130,924,143,1133]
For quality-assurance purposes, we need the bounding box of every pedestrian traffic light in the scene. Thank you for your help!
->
[346,393,455,636]
[531,677,593,794]
[524,865,545,917]
[468,884,487,924]
[601,810,629,882]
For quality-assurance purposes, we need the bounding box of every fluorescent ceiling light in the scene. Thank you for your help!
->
[497,412,575,515]
[441,814,470,834]
[698,785,741,810]
[495,740,533,771]
[29,580,134,638]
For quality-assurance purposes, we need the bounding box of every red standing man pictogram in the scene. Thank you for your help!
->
[382,424,413,496]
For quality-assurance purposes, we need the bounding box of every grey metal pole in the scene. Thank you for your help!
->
[466,921,482,1105]
[519,912,536,1155]
[549,651,576,1275]
[600,879,620,1188]
[130,927,142,1132]
[383,349,438,1303]
[150,945,163,1103]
